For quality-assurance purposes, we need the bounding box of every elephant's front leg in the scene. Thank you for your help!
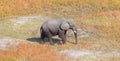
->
[59,31,66,44]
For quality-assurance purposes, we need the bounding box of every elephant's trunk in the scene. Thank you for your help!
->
[72,27,77,44]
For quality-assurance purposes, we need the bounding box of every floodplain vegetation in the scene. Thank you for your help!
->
[0,0,120,61]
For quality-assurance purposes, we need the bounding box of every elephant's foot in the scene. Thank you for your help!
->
[58,41,64,45]
[40,40,45,44]
[50,42,54,45]
[50,40,54,45]
[63,41,66,44]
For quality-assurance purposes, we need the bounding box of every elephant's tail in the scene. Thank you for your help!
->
[40,26,42,34]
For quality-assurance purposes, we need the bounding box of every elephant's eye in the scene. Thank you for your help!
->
[70,24,74,28]
[70,24,74,26]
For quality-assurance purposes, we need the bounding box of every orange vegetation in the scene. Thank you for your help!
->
[76,11,120,38]
[0,41,67,61]
[1,0,120,19]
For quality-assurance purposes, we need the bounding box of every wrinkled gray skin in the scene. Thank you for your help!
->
[40,18,77,45]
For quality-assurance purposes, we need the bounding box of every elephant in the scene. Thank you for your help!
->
[40,18,77,45]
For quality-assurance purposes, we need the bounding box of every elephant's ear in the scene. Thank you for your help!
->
[61,22,70,30]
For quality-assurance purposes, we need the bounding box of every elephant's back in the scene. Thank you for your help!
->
[42,20,60,35]
[47,20,60,34]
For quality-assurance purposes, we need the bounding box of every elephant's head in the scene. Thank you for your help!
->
[61,18,78,44]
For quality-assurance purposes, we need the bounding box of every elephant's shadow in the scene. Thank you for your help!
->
[26,37,61,44]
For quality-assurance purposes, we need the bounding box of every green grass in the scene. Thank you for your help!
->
[0,18,44,39]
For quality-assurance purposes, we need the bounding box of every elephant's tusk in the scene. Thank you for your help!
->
[73,31,77,33]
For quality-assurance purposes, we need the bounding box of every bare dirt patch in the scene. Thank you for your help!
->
[9,15,51,26]
[0,37,19,50]
[60,49,120,61]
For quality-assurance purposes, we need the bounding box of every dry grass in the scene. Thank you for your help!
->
[78,11,120,39]
[0,41,68,61]
[1,0,120,19]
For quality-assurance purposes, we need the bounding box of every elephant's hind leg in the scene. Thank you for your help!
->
[40,31,46,44]
[46,32,54,45]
